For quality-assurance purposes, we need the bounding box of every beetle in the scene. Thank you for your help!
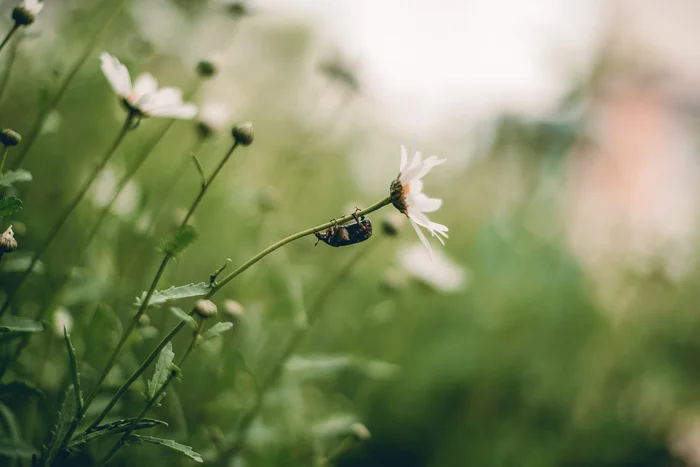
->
[315,212,373,247]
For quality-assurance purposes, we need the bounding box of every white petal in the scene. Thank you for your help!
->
[413,193,443,213]
[408,209,433,230]
[412,156,446,181]
[429,221,449,237]
[410,219,433,260]
[99,52,131,98]
[400,145,408,172]
[407,179,423,197]
[132,73,158,98]
[137,87,182,113]
[401,152,428,183]
[149,103,198,119]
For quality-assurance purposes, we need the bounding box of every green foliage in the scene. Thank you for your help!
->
[147,342,175,404]
[197,321,234,345]
[134,283,211,309]
[0,439,37,459]
[170,306,197,329]
[69,418,168,448]
[125,435,203,463]
[160,225,198,258]
[0,169,32,188]
[42,385,77,466]
[0,196,22,218]
[0,381,45,400]
[0,255,45,273]
[0,316,43,334]
[63,329,83,412]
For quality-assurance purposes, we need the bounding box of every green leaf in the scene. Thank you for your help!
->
[63,329,83,412]
[0,255,45,274]
[198,322,234,345]
[0,170,32,188]
[0,316,44,333]
[125,435,202,463]
[43,385,77,466]
[147,342,174,402]
[159,225,198,257]
[134,282,211,309]
[0,439,37,459]
[0,381,45,400]
[0,196,22,218]
[169,307,197,330]
[69,418,168,448]
[311,414,359,440]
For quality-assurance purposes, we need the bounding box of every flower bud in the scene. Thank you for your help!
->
[223,299,244,319]
[232,122,254,146]
[195,299,217,318]
[138,313,151,327]
[196,59,218,78]
[0,226,17,253]
[12,1,43,26]
[227,1,250,19]
[0,128,21,147]
[381,212,405,237]
[350,423,371,442]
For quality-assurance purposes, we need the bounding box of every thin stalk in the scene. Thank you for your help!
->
[0,146,8,173]
[0,24,19,56]
[219,240,379,463]
[99,316,203,465]
[10,1,126,170]
[0,30,21,106]
[77,197,391,439]
[99,370,178,466]
[80,142,241,429]
[0,113,134,317]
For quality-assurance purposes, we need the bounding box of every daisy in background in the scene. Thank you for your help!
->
[100,52,197,120]
[12,0,43,26]
[399,243,468,293]
[390,145,449,256]
[196,102,231,138]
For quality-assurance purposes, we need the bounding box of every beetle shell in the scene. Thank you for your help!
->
[315,217,373,247]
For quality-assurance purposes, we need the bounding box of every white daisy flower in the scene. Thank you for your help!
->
[399,243,468,293]
[99,52,197,120]
[52,307,73,336]
[390,145,448,256]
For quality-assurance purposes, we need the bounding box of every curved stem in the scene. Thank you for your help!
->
[0,29,22,107]
[77,197,392,440]
[218,240,380,464]
[81,142,240,430]
[0,146,8,173]
[9,1,126,170]
[0,113,134,317]
[0,24,19,56]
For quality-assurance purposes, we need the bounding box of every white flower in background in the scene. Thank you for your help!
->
[91,168,140,217]
[99,52,197,119]
[197,102,230,137]
[114,181,140,217]
[52,307,73,336]
[399,243,467,293]
[390,145,448,256]
[12,0,43,26]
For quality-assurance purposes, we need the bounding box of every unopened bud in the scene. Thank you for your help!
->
[350,423,371,442]
[0,226,17,253]
[12,1,43,26]
[138,313,151,327]
[381,212,404,237]
[195,299,217,318]
[223,299,244,319]
[227,1,250,19]
[0,128,21,147]
[196,59,217,78]
[232,122,254,146]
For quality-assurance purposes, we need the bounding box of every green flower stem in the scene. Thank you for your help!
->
[9,1,126,170]
[179,317,204,366]
[78,197,391,439]
[218,239,380,464]
[0,24,19,56]
[0,30,22,106]
[80,142,241,428]
[0,113,135,317]
[148,136,206,230]
[99,370,178,466]
[0,146,9,173]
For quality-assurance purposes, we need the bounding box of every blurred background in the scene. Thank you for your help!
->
[3,0,700,465]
